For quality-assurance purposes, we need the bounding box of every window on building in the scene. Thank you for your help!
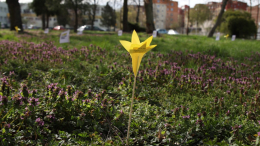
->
[157,5,160,8]
[171,8,173,11]
[157,0,160,2]
[157,10,159,12]
[171,3,173,6]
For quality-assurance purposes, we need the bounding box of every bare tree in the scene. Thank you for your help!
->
[208,0,229,37]
[65,0,84,32]
[144,0,155,33]
[87,0,99,30]
[133,0,141,24]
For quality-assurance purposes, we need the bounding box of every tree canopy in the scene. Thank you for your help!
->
[101,2,116,28]
[30,0,61,29]
[190,4,212,26]
[219,10,256,38]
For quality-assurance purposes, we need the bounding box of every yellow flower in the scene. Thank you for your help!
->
[15,26,20,33]
[119,30,157,77]
[224,34,229,39]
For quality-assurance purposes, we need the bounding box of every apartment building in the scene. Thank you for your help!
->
[0,2,9,27]
[207,0,247,17]
[179,5,190,31]
[153,0,178,29]
[247,5,260,28]
[226,0,247,11]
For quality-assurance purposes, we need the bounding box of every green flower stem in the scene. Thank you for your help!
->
[126,75,137,145]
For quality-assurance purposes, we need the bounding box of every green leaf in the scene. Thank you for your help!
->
[2,128,5,134]
[161,130,165,135]
[256,136,259,145]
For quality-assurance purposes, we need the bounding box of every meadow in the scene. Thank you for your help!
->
[0,29,260,145]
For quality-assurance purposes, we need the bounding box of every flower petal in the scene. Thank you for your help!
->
[130,53,144,77]
[119,40,131,52]
[145,45,157,53]
[143,36,153,47]
[131,30,140,44]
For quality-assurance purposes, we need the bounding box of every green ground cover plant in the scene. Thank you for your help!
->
[0,30,260,145]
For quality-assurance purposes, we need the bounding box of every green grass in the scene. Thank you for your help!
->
[1,29,260,61]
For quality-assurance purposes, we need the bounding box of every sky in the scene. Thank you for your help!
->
[2,0,259,8]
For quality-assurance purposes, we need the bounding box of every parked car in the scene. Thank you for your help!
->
[28,25,40,29]
[84,25,104,31]
[1,23,9,29]
[156,29,168,34]
[77,25,87,32]
[168,29,179,35]
[53,26,65,30]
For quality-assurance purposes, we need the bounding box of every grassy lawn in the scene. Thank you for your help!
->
[0,29,260,145]
[1,29,260,61]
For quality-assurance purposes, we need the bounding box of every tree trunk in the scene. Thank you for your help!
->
[113,0,116,31]
[91,4,97,30]
[144,0,155,33]
[74,1,78,33]
[114,9,116,31]
[42,13,46,30]
[186,6,190,35]
[123,0,129,31]
[256,0,259,39]
[6,0,23,32]
[136,1,140,24]
[46,15,49,28]
[208,0,228,37]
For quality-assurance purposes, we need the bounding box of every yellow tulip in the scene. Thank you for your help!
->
[120,30,157,77]
[224,34,229,39]
[15,26,20,33]
[120,30,157,145]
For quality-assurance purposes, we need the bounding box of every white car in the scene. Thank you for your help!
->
[77,25,87,31]
[168,29,179,35]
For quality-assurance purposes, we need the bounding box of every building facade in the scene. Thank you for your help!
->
[247,5,260,28]
[0,2,9,27]
[207,0,247,18]
[153,3,167,29]
[153,0,178,29]
[226,0,247,11]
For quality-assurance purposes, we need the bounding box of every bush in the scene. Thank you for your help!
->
[128,22,146,32]
[219,10,256,38]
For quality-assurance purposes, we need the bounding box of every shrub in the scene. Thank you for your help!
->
[219,10,256,38]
